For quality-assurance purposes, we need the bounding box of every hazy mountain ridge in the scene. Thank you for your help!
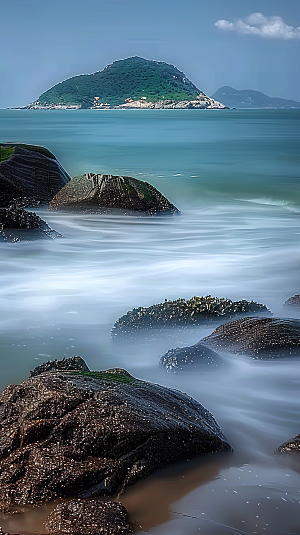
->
[211,86,300,109]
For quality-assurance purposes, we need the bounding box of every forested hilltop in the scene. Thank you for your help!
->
[25,57,225,109]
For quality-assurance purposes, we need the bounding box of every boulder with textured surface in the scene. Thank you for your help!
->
[0,362,232,513]
[201,317,300,358]
[160,343,222,372]
[0,144,71,207]
[49,173,179,214]
[0,207,62,242]
[111,295,271,338]
[44,499,134,535]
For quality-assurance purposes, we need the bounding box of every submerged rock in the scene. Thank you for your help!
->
[0,144,71,207]
[0,360,232,512]
[49,173,179,214]
[283,295,300,310]
[111,295,271,338]
[201,317,300,358]
[0,207,63,242]
[276,434,300,455]
[30,356,90,377]
[44,499,134,535]
[160,343,222,372]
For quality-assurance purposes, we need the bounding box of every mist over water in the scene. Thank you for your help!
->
[0,109,300,534]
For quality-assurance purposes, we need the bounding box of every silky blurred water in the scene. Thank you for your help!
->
[0,109,300,534]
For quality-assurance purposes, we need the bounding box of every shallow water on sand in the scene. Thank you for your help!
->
[0,110,300,534]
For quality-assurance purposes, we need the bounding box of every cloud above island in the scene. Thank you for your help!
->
[215,13,300,40]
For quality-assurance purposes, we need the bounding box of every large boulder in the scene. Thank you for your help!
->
[160,343,222,372]
[44,499,134,535]
[0,362,232,513]
[201,317,300,358]
[0,144,71,207]
[49,173,179,214]
[0,207,63,242]
[111,295,271,339]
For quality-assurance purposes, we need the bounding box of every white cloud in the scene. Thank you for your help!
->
[215,13,300,40]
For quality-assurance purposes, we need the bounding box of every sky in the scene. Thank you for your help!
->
[0,0,300,108]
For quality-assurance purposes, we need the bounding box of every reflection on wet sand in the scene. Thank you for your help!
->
[121,454,229,531]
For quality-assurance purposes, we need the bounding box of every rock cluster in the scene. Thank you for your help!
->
[111,295,271,338]
[49,173,179,214]
[0,207,62,242]
[44,499,135,535]
[0,363,232,513]
[201,317,300,358]
[0,144,71,207]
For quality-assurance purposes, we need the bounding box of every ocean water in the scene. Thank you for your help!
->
[0,109,300,534]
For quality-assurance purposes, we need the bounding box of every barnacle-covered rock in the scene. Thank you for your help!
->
[0,359,232,513]
[201,317,300,358]
[49,173,179,214]
[0,144,71,207]
[111,295,271,338]
[0,207,62,242]
[44,499,134,535]
[160,343,222,372]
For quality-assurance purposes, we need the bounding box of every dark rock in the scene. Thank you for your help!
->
[44,499,134,535]
[30,356,90,377]
[0,207,63,242]
[284,295,300,309]
[0,364,232,512]
[0,144,71,207]
[276,434,300,455]
[49,173,179,214]
[201,317,300,358]
[111,295,272,338]
[160,343,222,372]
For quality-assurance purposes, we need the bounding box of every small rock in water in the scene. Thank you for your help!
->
[30,356,90,377]
[0,206,63,242]
[160,343,222,372]
[111,295,272,338]
[49,173,179,214]
[44,499,135,535]
[276,434,300,455]
[283,295,300,309]
[201,317,300,358]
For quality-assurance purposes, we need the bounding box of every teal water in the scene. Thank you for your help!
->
[0,109,300,534]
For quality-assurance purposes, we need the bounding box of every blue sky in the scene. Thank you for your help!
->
[0,0,299,107]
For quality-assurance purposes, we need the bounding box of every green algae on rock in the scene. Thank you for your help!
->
[49,173,179,214]
[0,360,232,513]
[111,295,272,338]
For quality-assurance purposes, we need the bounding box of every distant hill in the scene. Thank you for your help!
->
[30,57,203,108]
[211,86,300,109]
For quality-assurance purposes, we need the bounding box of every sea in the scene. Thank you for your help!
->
[0,108,300,534]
